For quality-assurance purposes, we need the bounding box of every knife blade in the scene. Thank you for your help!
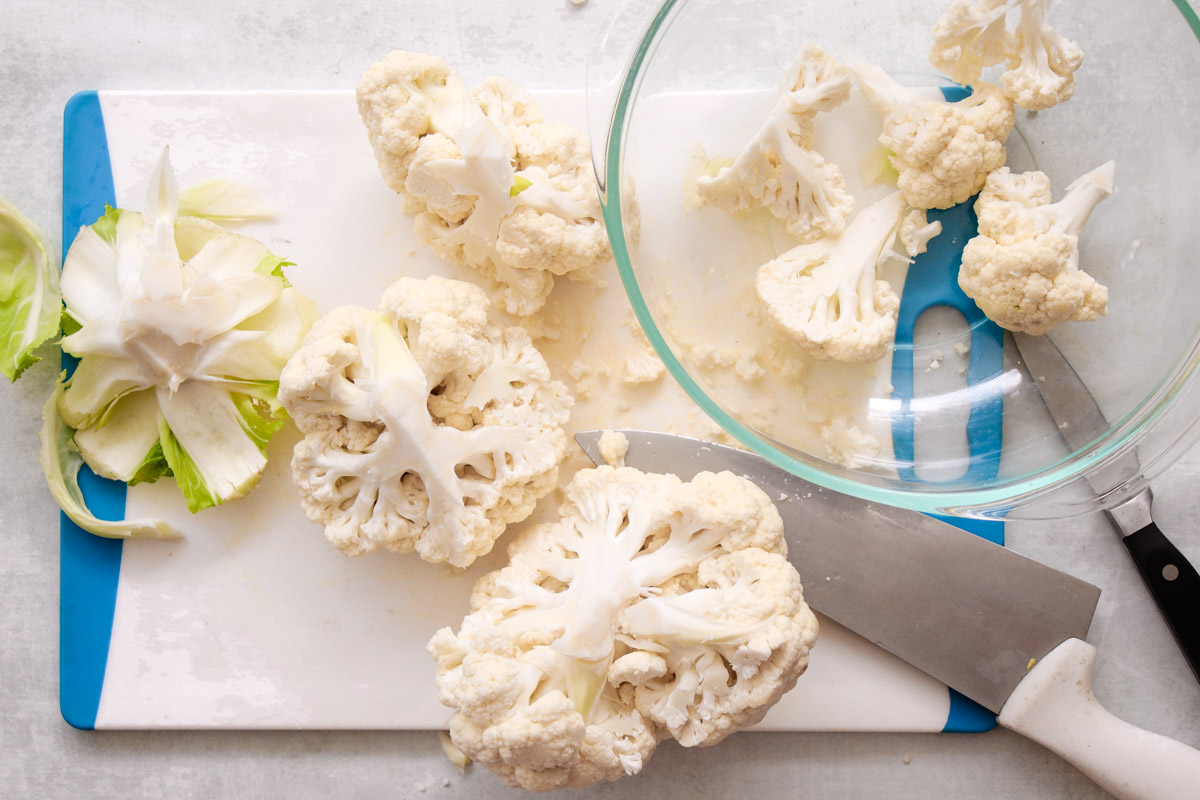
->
[1012,331,1200,682]
[577,429,1200,800]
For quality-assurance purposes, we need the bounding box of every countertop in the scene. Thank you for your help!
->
[2,1,1199,797]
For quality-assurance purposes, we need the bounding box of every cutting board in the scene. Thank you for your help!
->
[60,89,1000,732]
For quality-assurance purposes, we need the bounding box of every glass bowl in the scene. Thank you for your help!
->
[587,0,1200,518]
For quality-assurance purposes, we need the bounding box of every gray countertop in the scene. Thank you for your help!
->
[3,1,1199,797]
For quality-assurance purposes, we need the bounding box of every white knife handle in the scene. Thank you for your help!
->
[999,638,1200,800]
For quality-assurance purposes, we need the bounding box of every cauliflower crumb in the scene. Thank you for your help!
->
[624,319,665,385]
[821,417,881,469]
[597,430,630,467]
[734,352,766,382]
[953,342,970,357]
[926,350,944,372]
[567,359,592,382]
[691,344,739,370]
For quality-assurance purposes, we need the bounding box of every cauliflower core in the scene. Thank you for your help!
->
[959,161,1114,335]
[277,275,571,566]
[848,59,1015,210]
[356,51,609,316]
[695,45,855,243]
[428,466,819,791]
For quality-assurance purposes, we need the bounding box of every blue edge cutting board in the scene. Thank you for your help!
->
[59,90,1003,733]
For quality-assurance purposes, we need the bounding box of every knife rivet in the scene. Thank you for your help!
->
[1162,564,1180,582]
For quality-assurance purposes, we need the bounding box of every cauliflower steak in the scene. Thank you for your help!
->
[356,51,609,316]
[429,466,819,791]
[278,275,571,567]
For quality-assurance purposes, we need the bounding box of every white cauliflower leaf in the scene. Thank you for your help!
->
[848,59,1015,210]
[695,45,855,242]
[356,51,609,316]
[755,190,907,362]
[51,149,318,524]
[278,275,571,567]
[429,466,818,791]
[958,161,1114,334]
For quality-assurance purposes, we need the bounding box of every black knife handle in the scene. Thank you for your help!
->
[1122,522,1200,682]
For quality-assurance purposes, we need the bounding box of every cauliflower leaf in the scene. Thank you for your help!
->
[0,195,60,381]
[52,149,318,521]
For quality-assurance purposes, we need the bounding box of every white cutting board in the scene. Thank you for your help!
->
[67,89,961,731]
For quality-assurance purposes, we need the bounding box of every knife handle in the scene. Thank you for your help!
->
[1122,522,1200,681]
[999,638,1200,800]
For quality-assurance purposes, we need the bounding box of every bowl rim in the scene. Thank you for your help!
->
[596,0,1200,517]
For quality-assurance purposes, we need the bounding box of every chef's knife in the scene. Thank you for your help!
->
[1012,331,1200,682]
[577,430,1200,800]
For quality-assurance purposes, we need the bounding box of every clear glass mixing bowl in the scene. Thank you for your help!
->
[587,0,1200,518]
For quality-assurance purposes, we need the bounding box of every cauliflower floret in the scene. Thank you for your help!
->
[695,45,855,242]
[929,0,1083,111]
[429,466,818,791]
[357,52,609,316]
[619,547,815,746]
[900,208,943,257]
[929,0,1017,87]
[958,161,1114,335]
[597,430,630,468]
[848,59,1015,210]
[278,275,571,567]
[1001,0,1084,111]
[755,191,907,363]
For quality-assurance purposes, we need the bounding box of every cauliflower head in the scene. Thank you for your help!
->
[929,0,1083,111]
[277,275,571,566]
[849,59,1015,210]
[428,466,819,791]
[695,45,855,243]
[357,52,609,316]
[959,161,1114,335]
[755,190,906,362]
